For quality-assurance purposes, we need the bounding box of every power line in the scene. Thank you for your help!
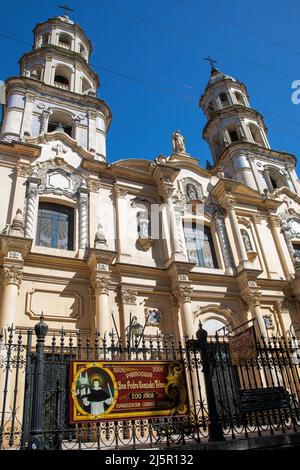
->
[92,0,295,81]
[175,0,300,58]
[92,63,198,102]
[0,31,31,46]
[1,18,300,141]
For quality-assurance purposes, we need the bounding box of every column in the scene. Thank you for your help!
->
[247,155,264,192]
[160,178,181,255]
[242,290,268,338]
[78,186,89,249]
[40,109,51,134]
[20,93,35,137]
[268,213,292,279]
[114,185,130,261]
[43,56,53,85]
[286,164,299,195]
[0,260,23,329]
[213,209,235,274]
[174,285,194,337]
[91,272,111,335]
[88,111,97,153]
[226,199,248,265]
[25,175,41,239]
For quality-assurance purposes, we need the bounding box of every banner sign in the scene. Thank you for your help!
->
[229,326,257,365]
[70,361,188,423]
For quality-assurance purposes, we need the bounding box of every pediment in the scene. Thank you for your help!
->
[25,132,96,169]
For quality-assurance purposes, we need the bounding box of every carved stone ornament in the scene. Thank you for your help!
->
[114,186,128,199]
[17,165,31,178]
[241,289,261,307]
[137,237,154,251]
[1,263,23,287]
[91,275,110,295]
[30,159,87,201]
[174,286,193,303]
[88,180,101,193]
[94,223,107,248]
[120,288,138,305]
[9,209,25,237]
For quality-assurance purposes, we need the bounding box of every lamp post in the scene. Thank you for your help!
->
[29,314,48,449]
[126,316,143,356]
[196,322,225,442]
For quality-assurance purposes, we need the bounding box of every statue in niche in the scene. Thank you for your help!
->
[241,229,253,253]
[186,183,198,202]
[137,209,149,239]
[136,208,154,251]
[172,130,186,154]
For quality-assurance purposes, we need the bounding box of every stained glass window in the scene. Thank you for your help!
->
[184,222,218,268]
[36,202,74,250]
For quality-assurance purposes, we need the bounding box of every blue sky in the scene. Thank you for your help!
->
[1,0,300,170]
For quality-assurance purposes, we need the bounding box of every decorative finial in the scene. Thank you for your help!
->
[58,3,74,16]
[204,56,218,72]
[94,223,107,248]
[9,209,25,237]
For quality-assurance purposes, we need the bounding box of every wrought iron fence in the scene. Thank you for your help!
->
[0,318,299,450]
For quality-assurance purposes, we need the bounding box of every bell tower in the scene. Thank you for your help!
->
[199,61,298,195]
[0,13,111,161]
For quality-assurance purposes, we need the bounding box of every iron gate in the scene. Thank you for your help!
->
[0,318,300,450]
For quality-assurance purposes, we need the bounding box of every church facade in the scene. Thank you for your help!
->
[1,13,300,346]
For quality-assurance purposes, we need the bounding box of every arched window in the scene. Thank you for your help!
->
[264,167,287,191]
[36,202,74,250]
[82,77,93,94]
[219,92,230,108]
[234,91,245,106]
[47,110,73,137]
[293,243,300,259]
[54,66,71,90]
[30,66,42,81]
[79,43,87,60]
[227,126,240,143]
[58,33,72,49]
[42,33,50,46]
[184,222,218,268]
[206,101,215,118]
[202,319,228,336]
[249,124,264,145]
[212,134,222,157]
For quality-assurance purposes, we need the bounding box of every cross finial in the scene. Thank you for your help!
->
[204,56,218,72]
[58,3,74,16]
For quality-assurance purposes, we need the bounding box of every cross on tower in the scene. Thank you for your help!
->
[58,3,74,16]
[204,56,218,72]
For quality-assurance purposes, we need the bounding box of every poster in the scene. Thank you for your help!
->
[228,326,257,365]
[70,360,188,423]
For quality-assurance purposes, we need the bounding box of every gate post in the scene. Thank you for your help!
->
[29,314,48,450]
[196,323,225,442]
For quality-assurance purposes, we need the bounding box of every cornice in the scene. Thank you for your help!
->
[25,131,98,162]
[5,77,112,129]
[0,140,41,159]
[210,178,281,209]
[213,142,297,169]
[33,17,93,52]
[203,106,266,137]
[19,45,99,85]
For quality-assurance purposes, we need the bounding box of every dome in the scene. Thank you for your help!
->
[208,68,236,85]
